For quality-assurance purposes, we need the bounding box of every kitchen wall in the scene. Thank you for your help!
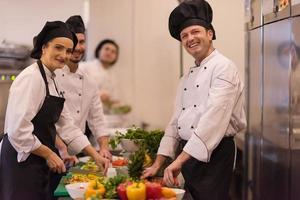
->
[87,0,180,129]
[0,0,86,46]
[0,0,245,130]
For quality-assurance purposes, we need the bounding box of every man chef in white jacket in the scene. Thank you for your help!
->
[142,0,247,199]
[55,15,112,162]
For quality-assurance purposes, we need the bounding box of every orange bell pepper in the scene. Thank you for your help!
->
[126,182,146,200]
[161,187,176,199]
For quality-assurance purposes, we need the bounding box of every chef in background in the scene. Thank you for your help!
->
[0,21,109,200]
[55,15,112,162]
[80,39,120,112]
[142,1,246,199]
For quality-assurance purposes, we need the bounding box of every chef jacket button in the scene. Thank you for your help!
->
[79,77,82,80]
[178,126,181,129]
[62,74,65,77]
[191,126,194,129]
[196,85,199,87]
[194,105,197,107]
[182,107,185,110]
[184,88,187,91]
[204,67,207,69]
[79,93,81,96]
[191,70,193,73]
[77,110,80,113]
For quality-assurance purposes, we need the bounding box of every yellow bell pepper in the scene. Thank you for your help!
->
[126,182,146,200]
[85,180,106,198]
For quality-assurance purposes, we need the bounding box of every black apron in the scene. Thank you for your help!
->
[0,60,65,200]
[179,137,235,200]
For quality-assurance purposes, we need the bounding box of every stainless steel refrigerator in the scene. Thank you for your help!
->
[245,0,300,199]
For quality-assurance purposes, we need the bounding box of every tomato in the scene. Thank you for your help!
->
[117,182,128,200]
[145,182,162,199]
[112,159,128,167]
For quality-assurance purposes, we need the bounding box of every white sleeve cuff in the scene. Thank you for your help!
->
[157,135,179,159]
[93,128,110,139]
[16,135,42,162]
[67,135,90,155]
[183,133,209,162]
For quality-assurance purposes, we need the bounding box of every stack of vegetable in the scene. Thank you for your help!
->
[109,127,164,180]
[85,178,177,200]
[109,127,164,160]
[117,181,177,200]
[84,174,128,199]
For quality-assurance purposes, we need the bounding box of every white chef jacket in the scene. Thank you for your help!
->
[80,60,119,102]
[157,50,247,162]
[0,62,90,162]
[55,66,108,140]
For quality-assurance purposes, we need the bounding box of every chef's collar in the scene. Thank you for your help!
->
[191,49,218,68]
[62,65,84,77]
[42,63,56,79]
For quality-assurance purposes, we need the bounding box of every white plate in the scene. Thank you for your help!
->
[78,156,91,163]
[65,182,89,199]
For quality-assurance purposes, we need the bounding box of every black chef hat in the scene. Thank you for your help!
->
[66,15,85,34]
[169,0,216,41]
[30,21,78,59]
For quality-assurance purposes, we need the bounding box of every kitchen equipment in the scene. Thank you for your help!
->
[245,1,300,199]
[0,40,31,136]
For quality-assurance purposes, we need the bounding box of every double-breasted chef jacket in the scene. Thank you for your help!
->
[55,65,109,139]
[157,50,247,162]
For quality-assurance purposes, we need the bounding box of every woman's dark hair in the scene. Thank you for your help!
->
[94,39,119,65]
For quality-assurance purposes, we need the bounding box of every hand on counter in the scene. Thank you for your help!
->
[141,155,167,179]
[163,151,190,187]
[63,155,79,168]
[46,151,66,174]
[99,148,112,161]
[97,136,112,161]
[94,155,110,175]
[32,144,66,174]
[141,164,160,179]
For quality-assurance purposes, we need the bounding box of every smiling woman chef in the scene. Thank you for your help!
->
[0,21,109,200]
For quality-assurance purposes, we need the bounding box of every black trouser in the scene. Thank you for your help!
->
[180,137,235,200]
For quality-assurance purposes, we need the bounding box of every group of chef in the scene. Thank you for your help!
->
[0,0,246,200]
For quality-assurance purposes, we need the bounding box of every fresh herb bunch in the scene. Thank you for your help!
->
[109,127,164,160]
[128,147,146,181]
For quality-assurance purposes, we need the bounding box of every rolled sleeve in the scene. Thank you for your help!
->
[11,135,42,162]
[157,135,179,159]
[67,134,90,155]
[183,133,209,162]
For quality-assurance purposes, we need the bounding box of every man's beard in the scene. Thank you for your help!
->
[70,50,84,64]
[70,57,81,64]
